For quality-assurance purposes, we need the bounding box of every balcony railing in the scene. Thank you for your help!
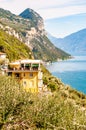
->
[7,66,39,72]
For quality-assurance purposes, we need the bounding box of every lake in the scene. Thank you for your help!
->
[46,56,86,94]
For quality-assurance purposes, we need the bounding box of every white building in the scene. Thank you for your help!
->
[0,52,6,59]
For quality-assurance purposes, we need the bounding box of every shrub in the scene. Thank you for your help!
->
[48,82,57,92]
[0,75,86,130]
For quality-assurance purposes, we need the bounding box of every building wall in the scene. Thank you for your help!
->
[0,54,6,59]
[38,71,43,92]
[8,59,43,93]
[12,71,38,93]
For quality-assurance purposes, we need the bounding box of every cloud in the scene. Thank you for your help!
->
[38,5,86,19]
[0,0,86,19]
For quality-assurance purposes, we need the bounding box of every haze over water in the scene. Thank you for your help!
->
[47,56,86,94]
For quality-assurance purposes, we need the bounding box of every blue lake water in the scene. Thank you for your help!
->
[46,56,86,94]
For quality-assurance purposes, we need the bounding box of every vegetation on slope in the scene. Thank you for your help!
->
[0,8,70,61]
[0,29,33,61]
[0,8,33,33]
[31,35,70,61]
[0,8,86,130]
[0,75,86,130]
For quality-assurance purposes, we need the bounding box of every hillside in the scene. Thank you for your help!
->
[0,70,86,129]
[48,28,86,55]
[0,6,86,130]
[0,29,32,61]
[20,8,43,29]
[0,8,70,61]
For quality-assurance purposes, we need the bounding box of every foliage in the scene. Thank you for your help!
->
[0,8,33,32]
[0,8,86,130]
[0,58,9,66]
[42,65,62,92]
[0,29,33,61]
[0,76,86,130]
[0,75,86,130]
[31,35,70,61]
[0,8,70,62]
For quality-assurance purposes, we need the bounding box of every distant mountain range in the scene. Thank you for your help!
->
[45,13,86,38]
[48,28,86,55]
[0,8,70,61]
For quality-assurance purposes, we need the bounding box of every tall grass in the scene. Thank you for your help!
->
[0,75,86,130]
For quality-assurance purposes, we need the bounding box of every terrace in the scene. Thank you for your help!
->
[7,59,42,72]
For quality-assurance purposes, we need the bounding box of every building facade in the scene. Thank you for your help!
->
[0,52,6,59]
[7,59,43,93]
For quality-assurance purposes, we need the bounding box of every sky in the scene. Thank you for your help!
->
[0,0,86,37]
[45,13,86,38]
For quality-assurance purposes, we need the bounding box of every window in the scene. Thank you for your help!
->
[21,64,24,70]
[32,64,39,70]
[25,64,30,70]
[24,73,25,77]
[29,80,34,87]
[21,64,24,68]
[23,81,27,85]
[29,73,33,77]
[8,72,12,76]
[15,73,20,77]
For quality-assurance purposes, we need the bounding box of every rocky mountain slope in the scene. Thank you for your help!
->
[0,29,32,61]
[20,8,44,31]
[0,8,70,61]
[48,28,86,55]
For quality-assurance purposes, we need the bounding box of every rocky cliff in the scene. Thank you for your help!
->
[0,8,70,61]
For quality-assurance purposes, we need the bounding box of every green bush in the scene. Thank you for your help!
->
[0,76,21,123]
[0,75,86,130]
[48,82,57,92]
[0,29,32,61]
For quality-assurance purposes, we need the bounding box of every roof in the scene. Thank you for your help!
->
[9,61,20,65]
[0,52,6,55]
[20,59,42,64]
[9,59,42,65]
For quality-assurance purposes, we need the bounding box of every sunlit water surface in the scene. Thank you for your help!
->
[46,56,86,94]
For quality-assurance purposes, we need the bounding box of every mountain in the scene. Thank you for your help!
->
[45,13,86,38]
[48,28,86,55]
[20,8,43,30]
[0,29,32,61]
[0,8,70,61]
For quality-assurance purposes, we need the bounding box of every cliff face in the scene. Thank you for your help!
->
[0,8,70,61]
[19,8,46,45]
[0,29,33,61]
[20,8,44,31]
[0,24,22,42]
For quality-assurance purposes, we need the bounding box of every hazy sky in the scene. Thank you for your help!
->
[0,0,86,19]
[45,13,86,38]
[0,0,86,37]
